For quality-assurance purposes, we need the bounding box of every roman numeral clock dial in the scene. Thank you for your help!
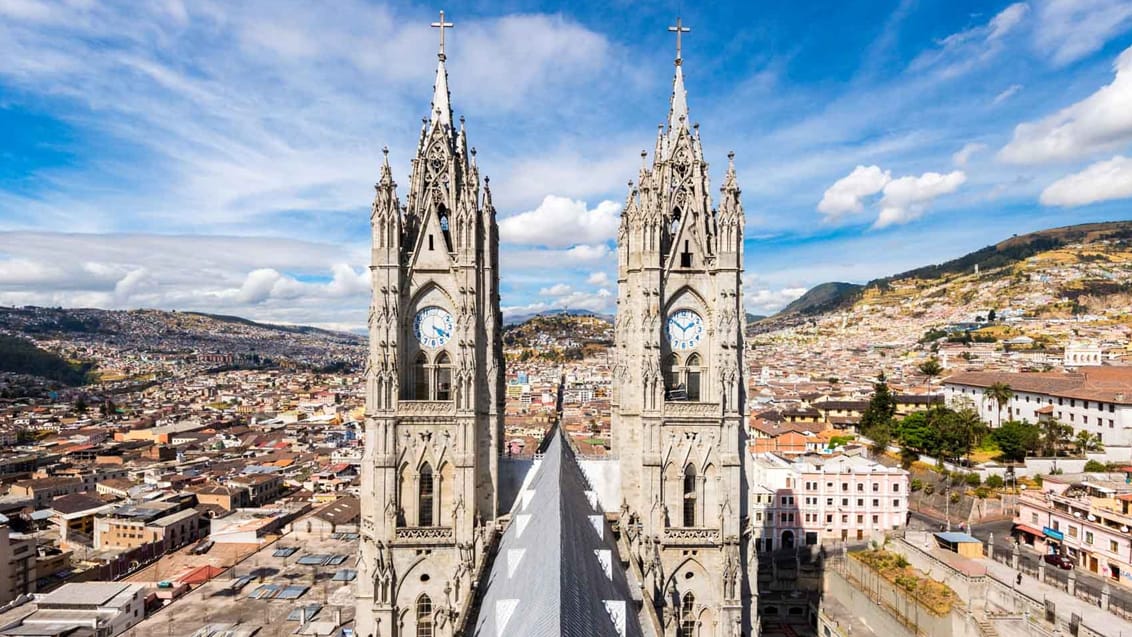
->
[414,306,454,349]
[666,309,704,351]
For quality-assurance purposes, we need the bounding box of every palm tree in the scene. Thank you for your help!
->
[984,382,1013,427]
[1074,431,1104,455]
[1040,420,1073,456]
[918,358,944,394]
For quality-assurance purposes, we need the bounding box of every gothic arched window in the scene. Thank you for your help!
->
[412,352,429,400]
[663,353,681,396]
[419,464,434,527]
[435,352,452,401]
[685,353,702,401]
[416,595,433,637]
[679,593,696,637]
[683,464,697,527]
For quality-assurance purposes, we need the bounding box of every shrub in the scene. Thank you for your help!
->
[949,492,961,504]
[985,475,1004,489]
[965,473,981,486]
[1084,460,1107,472]
[911,478,924,492]
[975,486,990,499]
[924,484,935,495]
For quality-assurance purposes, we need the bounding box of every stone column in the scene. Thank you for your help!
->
[1037,559,1045,584]
[1102,582,1111,610]
[1067,569,1076,596]
[988,532,995,558]
[1012,544,1020,570]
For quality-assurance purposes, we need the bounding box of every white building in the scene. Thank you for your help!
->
[943,367,1132,457]
[748,452,909,550]
[2,582,146,636]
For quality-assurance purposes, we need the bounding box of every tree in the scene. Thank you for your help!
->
[860,372,897,437]
[991,420,1041,462]
[1074,431,1104,455]
[1039,420,1073,456]
[984,382,1013,426]
[917,358,944,394]
[987,309,997,322]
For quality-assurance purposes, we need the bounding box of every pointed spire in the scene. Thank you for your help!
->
[429,10,455,131]
[666,17,691,136]
[722,151,738,193]
[379,145,394,188]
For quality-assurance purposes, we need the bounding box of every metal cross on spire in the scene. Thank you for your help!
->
[431,10,454,61]
[668,17,691,65]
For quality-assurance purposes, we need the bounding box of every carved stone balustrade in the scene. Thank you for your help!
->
[663,402,721,419]
[394,526,455,546]
[663,527,721,546]
[396,400,457,420]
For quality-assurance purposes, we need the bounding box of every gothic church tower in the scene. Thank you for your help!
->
[612,19,752,637]
[356,13,504,637]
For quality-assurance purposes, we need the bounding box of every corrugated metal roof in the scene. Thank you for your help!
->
[473,427,643,637]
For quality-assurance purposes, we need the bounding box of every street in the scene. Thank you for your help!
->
[906,509,1132,613]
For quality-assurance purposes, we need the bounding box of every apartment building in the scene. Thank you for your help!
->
[0,524,35,604]
[1014,473,1132,583]
[944,367,1132,455]
[93,501,200,551]
[749,451,909,551]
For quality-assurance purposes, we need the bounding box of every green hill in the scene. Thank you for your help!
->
[0,334,93,386]
[778,282,864,316]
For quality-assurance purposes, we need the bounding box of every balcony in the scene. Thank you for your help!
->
[663,527,720,546]
[394,526,455,546]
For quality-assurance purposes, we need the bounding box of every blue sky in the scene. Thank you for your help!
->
[1,0,1131,330]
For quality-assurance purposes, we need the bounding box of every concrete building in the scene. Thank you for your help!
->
[749,452,909,549]
[1014,473,1132,583]
[944,367,1132,457]
[0,524,35,604]
[93,502,199,551]
[0,582,145,636]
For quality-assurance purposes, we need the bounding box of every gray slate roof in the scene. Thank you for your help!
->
[473,427,644,637]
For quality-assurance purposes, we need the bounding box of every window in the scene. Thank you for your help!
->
[428,234,435,251]
[857,483,864,492]
[665,353,703,402]
[1032,513,1039,524]
[826,498,833,506]
[826,514,833,523]
[894,484,900,492]
[872,515,878,524]
[857,499,863,506]
[893,499,900,507]
[872,483,879,492]
[1112,540,1120,553]
[417,595,433,637]
[679,593,696,637]
[412,352,429,399]
[419,464,434,527]
[842,483,848,492]
[434,352,452,401]
[842,498,848,506]
[685,354,702,401]
[872,499,879,507]
[680,240,693,268]
[1068,526,1078,538]
[1085,531,1094,545]
[683,465,697,527]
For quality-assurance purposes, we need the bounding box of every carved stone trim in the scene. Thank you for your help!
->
[395,526,455,545]
[396,400,457,418]
[663,527,720,546]
[662,402,720,418]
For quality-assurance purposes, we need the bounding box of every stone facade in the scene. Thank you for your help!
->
[355,18,504,636]
[611,45,753,636]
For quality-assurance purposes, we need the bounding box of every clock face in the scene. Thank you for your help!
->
[414,306,454,349]
[666,309,705,351]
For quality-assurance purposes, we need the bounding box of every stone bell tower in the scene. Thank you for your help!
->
[355,11,504,637]
[611,17,752,637]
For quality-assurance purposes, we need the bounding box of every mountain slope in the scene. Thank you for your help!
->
[778,282,864,316]
[0,334,93,386]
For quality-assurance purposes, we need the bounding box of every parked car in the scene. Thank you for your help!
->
[1043,553,1073,569]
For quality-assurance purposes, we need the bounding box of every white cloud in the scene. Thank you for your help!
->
[1040,155,1132,206]
[952,143,987,166]
[499,196,621,248]
[744,285,808,316]
[875,171,967,228]
[1033,0,1132,67]
[539,283,572,297]
[909,3,1029,77]
[817,165,892,218]
[586,272,610,286]
[1000,45,1132,164]
[992,84,1023,105]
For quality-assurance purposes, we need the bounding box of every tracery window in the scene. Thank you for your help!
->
[678,593,696,637]
[683,464,697,527]
[416,595,433,637]
[419,464,434,527]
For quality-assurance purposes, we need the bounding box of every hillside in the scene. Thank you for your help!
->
[779,282,864,316]
[0,333,93,386]
[503,313,613,360]
[503,308,613,326]
[751,221,1132,336]
[0,307,365,374]
[749,220,1132,346]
